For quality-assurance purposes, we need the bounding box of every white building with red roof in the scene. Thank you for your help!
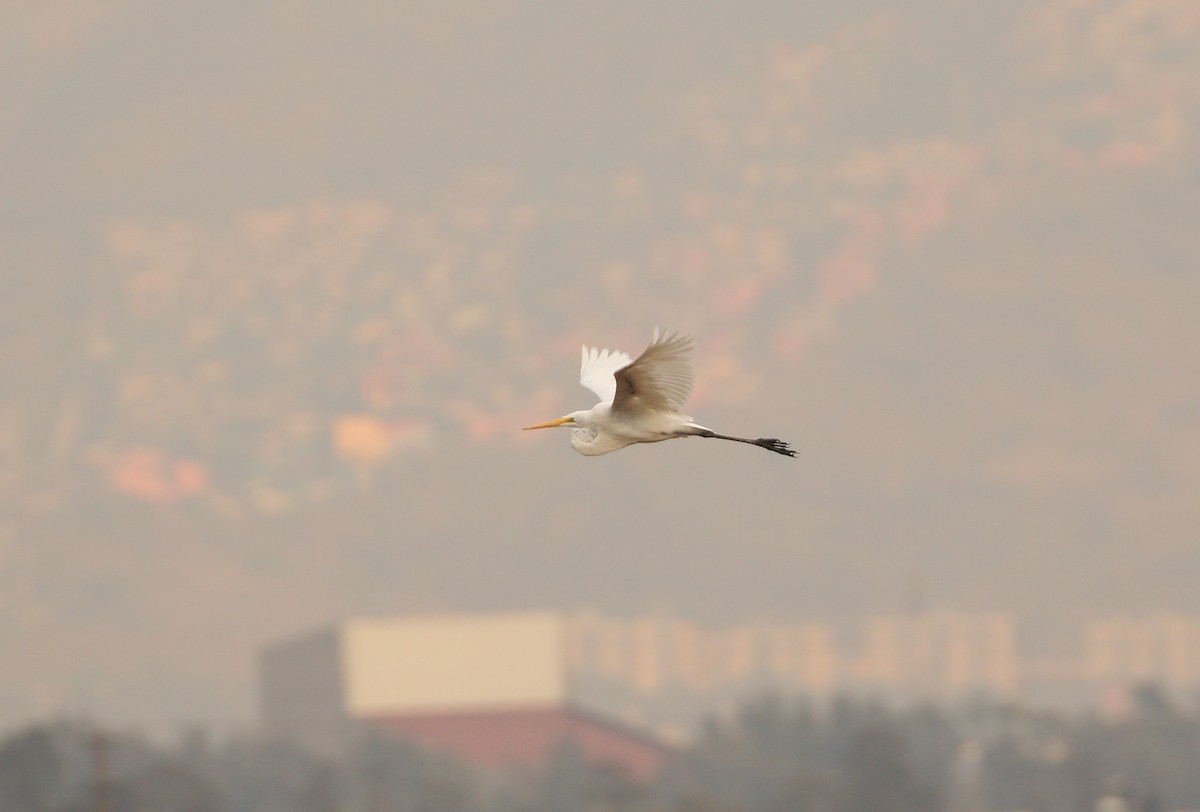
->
[259,611,671,779]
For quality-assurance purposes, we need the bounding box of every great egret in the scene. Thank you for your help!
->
[523,328,797,457]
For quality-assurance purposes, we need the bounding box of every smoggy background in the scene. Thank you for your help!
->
[3,1,1198,728]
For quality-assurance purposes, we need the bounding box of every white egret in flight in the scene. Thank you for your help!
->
[523,328,797,457]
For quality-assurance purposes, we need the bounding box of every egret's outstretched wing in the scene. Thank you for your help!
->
[580,345,633,404]
[612,328,695,413]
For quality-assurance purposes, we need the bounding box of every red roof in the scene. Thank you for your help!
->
[365,705,672,781]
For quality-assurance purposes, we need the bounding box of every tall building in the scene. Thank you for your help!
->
[1084,614,1200,688]
[566,613,839,698]
[847,611,1019,697]
[260,611,671,779]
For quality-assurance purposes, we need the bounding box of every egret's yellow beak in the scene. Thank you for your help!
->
[522,416,574,430]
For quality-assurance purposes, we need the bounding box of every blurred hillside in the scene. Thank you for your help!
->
[3,1,1200,727]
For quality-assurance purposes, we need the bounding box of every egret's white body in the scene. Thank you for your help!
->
[523,328,796,458]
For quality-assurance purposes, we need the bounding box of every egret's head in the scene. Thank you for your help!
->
[522,411,585,431]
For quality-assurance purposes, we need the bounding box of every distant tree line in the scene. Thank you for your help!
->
[3,686,1199,812]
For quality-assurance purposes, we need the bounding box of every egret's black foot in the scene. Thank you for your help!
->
[756,438,797,457]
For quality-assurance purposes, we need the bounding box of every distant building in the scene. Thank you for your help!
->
[1084,614,1200,688]
[566,610,1020,706]
[847,610,1020,697]
[259,611,672,779]
[566,612,839,698]
[266,608,1200,755]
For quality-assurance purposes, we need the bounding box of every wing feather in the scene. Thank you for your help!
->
[612,327,695,414]
[580,344,633,404]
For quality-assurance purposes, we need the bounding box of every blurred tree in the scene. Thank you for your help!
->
[833,715,938,812]
[0,727,61,812]
[297,764,339,812]
[213,735,326,812]
[110,759,219,812]
[514,738,648,812]
[348,728,481,812]
[4,696,1200,812]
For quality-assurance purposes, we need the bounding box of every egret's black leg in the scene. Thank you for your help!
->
[692,429,797,457]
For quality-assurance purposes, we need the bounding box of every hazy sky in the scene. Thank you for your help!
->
[3,1,1199,730]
